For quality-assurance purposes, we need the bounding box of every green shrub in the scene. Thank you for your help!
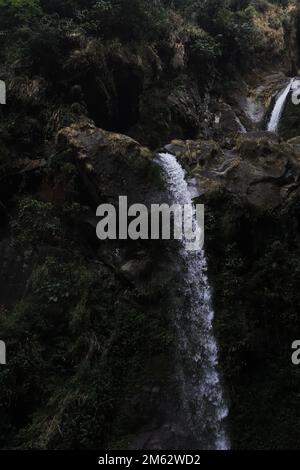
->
[82,0,171,41]
[0,0,42,28]
[11,198,62,248]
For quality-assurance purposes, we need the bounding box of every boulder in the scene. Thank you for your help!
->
[132,78,204,148]
[214,103,247,135]
[56,121,164,206]
[166,134,300,211]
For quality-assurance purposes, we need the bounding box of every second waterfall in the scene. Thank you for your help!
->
[158,152,229,450]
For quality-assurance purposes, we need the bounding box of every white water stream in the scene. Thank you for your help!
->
[155,74,300,449]
[267,78,294,132]
[158,152,229,450]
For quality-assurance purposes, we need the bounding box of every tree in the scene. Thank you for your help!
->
[0,0,41,28]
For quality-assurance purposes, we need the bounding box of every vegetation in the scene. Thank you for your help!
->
[206,190,300,448]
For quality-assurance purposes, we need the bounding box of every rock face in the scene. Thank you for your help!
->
[53,36,210,149]
[56,120,162,206]
[132,77,204,149]
[0,117,181,450]
[165,131,300,211]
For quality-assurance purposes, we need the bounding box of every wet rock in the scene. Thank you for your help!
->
[227,73,291,130]
[167,134,300,211]
[214,103,246,134]
[120,259,149,283]
[241,96,265,125]
[164,138,223,172]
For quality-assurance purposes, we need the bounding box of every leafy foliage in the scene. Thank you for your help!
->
[0,0,42,28]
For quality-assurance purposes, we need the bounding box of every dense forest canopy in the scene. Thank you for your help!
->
[0,0,297,136]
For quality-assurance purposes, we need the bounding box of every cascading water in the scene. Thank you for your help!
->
[235,114,247,133]
[267,78,294,132]
[158,152,229,450]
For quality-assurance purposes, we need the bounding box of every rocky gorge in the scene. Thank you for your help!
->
[1,0,300,451]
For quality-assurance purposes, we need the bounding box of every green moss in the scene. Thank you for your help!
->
[11,198,63,248]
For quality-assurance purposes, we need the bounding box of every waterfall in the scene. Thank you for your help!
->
[235,115,247,133]
[158,152,229,450]
[267,79,294,132]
